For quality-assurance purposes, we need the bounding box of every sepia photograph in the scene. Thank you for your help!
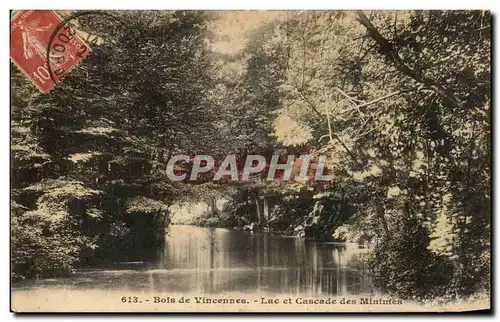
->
[9,8,491,313]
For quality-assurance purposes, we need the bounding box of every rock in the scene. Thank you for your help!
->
[294,224,304,232]
[243,222,263,232]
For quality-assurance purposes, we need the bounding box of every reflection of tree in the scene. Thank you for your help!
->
[201,229,219,253]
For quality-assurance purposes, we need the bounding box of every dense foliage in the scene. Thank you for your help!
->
[236,10,490,300]
[11,10,490,300]
[11,11,217,277]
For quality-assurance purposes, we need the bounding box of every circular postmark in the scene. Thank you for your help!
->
[45,11,129,86]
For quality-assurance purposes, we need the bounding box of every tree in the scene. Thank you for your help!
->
[11,10,221,277]
[242,10,490,298]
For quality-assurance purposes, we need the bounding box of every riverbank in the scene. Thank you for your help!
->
[189,210,351,243]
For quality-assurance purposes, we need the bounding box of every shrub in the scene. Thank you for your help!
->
[370,216,454,300]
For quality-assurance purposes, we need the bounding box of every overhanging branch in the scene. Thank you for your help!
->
[356,11,461,108]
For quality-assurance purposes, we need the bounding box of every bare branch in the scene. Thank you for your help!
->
[294,88,358,164]
[318,134,330,143]
[334,87,364,104]
[339,88,414,115]
[473,25,490,32]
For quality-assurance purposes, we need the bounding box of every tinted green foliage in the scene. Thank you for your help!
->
[11,11,217,278]
[216,10,491,299]
[11,10,490,301]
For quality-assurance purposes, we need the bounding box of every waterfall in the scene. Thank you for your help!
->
[255,196,261,224]
[263,197,269,222]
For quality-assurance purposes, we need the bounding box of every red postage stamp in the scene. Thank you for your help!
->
[10,10,90,93]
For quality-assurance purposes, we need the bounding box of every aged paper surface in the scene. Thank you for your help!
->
[10,10,491,313]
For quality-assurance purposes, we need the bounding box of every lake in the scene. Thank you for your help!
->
[12,225,374,297]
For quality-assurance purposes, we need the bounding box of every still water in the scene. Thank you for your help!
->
[13,225,374,296]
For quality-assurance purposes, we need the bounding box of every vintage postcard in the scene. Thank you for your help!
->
[10,9,491,313]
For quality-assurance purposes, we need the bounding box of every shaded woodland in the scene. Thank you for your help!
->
[11,10,490,300]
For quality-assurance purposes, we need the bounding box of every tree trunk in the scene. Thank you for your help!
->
[245,187,249,219]
[377,203,391,240]
[263,197,269,223]
[210,196,220,222]
[458,122,476,286]
[255,196,261,224]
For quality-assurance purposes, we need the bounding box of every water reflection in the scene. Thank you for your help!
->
[152,225,373,295]
[13,225,374,296]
